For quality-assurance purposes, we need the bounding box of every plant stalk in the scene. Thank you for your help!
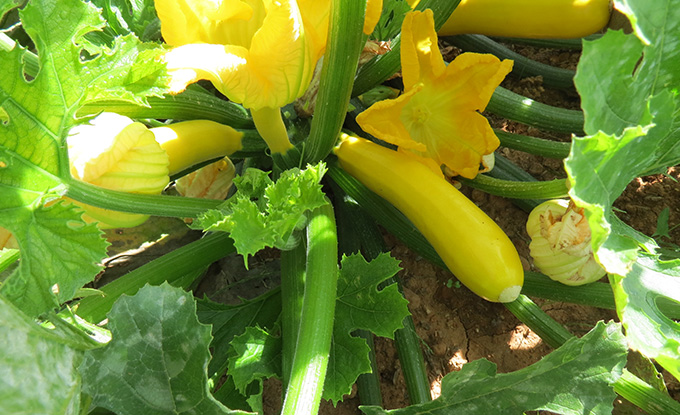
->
[486,86,584,135]
[495,129,571,159]
[75,232,234,323]
[79,89,254,129]
[65,178,221,219]
[458,174,569,200]
[280,241,307,391]
[303,0,367,164]
[280,201,338,415]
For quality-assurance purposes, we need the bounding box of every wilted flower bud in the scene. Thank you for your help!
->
[67,113,170,228]
[526,199,606,286]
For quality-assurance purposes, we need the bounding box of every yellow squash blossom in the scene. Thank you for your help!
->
[155,0,331,154]
[67,113,171,228]
[356,9,513,179]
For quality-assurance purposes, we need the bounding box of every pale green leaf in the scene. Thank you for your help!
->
[0,201,107,317]
[0,295,82,415]
[611,254,680,380]
[80,283,247,415]
[194,163,327,259]
[360,321,627,415]
[567,0,680,379]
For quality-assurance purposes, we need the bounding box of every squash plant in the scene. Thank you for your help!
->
[1,0,680,414]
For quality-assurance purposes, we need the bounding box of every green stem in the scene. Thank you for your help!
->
[75,232,234,323]
[281,201,338,415]
[303,0,367,164]
[486,154,551,212]
[352,0,461,97]
[65,178,221,219]
[79,89,254,129]
[0,248,20,274]
[458,174,569,199]
[355,330,384,406]
[394,308,432,405]
[443,34,575,89]
[280,240,307,391]
[504,294,573,349]
[487,87,584,135]
[495,129,571,159]
[614,370,680,415]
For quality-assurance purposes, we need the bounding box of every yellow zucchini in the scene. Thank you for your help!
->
[150,120,244,176]
[334,134,523,303]
[439,0,612,39]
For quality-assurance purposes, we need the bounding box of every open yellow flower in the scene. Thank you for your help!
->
[155,0,330,154]
[356,9,513,179]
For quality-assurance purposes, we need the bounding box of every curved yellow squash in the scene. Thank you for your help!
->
[334,134,523,303]
[439,0,612,39]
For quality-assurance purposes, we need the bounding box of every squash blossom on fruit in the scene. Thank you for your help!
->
[526,199,607,286]
[154,0,331,154]
[66,113,171,229]
[356,9,513,179]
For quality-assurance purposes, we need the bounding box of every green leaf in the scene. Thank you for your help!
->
[360,321,627,415]
[197,289,282,379]
[611,254,680,380]
[90,0,161,42]
[0,295,83,415]
[80,283,247,415]
[0,0,169,317]
[372,0,411,40]
[227,326,282,394]
[193,163,327,259]
[324,252,408,404]
[567,1,680,379]
[0,201,107,317]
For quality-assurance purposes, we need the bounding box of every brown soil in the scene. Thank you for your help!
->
[100,34,680,415]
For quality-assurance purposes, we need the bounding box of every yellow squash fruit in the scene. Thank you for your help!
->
[439,0,612,39]
[334,134,523,303]
[150,120,243,176]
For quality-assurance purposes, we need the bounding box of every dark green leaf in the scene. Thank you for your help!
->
[80,283,247,414]
[361,321,627,415]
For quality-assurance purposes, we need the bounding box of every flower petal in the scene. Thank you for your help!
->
[356,86,427,152]
[363,0,383,35]
[400,10,446,90]
[443,52,513,112]
[155,0,255,46]
[163,0,321,110]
